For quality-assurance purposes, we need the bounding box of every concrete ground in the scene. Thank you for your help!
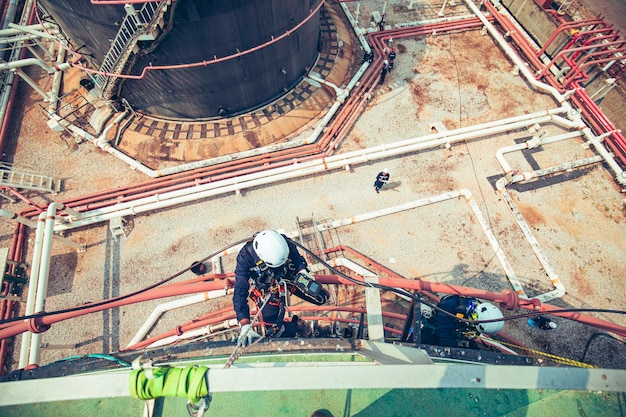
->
[0,0,625,373]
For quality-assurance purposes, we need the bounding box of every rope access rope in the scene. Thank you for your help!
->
[223,290,272,369]
[480,336,598,368]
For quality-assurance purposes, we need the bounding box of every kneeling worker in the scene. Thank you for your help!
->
[422,295,504,349]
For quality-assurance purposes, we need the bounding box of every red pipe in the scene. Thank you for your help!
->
[535,39,624,79]
[126,305,408,350]
[567,39,624,73]
[572,84,626,159]
[482,1,626,166]
[537,18,608,57]
[571,30,619,60]
[562,47,626,87]
[314,274,626,337]
[5,11,625,370]
[4,18,489,221]
[0,278,232,341]
[543,9,567,26]
[0,0,40,376]
[124,307,238,351]
[0,187,45,208]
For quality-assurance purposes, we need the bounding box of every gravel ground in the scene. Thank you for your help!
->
[1,1,625,371]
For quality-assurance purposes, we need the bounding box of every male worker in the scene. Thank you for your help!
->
[374,168,390,193]
[233,230,326,346]
[388,47,396,71]
[421,295,504,349]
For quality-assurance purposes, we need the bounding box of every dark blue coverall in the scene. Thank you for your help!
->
[422,295,479,349]
[233,235,307,327]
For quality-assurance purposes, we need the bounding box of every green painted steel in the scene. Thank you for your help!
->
[1,388,621,417]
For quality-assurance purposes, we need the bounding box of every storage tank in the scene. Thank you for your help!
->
[37,0,323,119]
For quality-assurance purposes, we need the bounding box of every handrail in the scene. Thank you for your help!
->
[93,1,169,98]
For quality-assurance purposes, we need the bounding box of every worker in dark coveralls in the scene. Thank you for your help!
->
[374,168,390,193]
[421,295,504,349]
[233,230,315,346]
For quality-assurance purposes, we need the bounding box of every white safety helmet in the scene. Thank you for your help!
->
[475,302,504,334]
[252,230,289,267]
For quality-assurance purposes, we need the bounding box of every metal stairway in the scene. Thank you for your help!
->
[93,1,170,99]
[0,163,61,193]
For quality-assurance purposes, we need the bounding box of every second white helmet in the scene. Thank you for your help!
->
[253,230,289,267]
[475,302,504,333]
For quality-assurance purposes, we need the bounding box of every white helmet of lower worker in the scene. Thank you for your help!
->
[475,302,504,333]
[253,230,289,267]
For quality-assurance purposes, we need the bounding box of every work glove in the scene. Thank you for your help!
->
[237,323,261,347]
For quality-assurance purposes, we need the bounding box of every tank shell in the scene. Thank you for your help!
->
[38,0,322,119]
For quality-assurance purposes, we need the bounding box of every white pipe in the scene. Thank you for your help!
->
[438,0,450,17]
[496,154,604,302]
[52,58,369,178]
[1,33,59,45]
[463,0,625,184]
[0,209,84,249]
[0,22,56,37]
[339,2,371,52]
[18,213,46,368]
[499,189,565,302]
[52,112,578,231]
[314,189,527,300]
[12,68,50,100]
[397,13,483,29]
[146,319,239,349]
[0,57,70,73]
[127,288,233,347]
[464,0,566,101]
[0,0,17,32]
[459,189,527,298]
[307,73,346,98]
[494,136,606,301]
[52,0,377,180]
[0,6,21,132]
[48,46,66,112]
[154,184,592,351]
[95,111,129,149]
[495,130,584,182]
[6,22,58,40]
[29,202,63,365]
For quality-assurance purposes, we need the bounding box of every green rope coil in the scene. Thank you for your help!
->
[129,365,209,403]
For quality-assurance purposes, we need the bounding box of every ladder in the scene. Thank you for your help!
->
[0,164,62,193]
[295,216,341,264]
[295,217,322,267]
[93,1,170,98]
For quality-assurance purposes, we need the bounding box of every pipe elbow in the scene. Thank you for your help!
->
[458,188,472,200]
[495,177,508,190]
[526,135,542,149]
